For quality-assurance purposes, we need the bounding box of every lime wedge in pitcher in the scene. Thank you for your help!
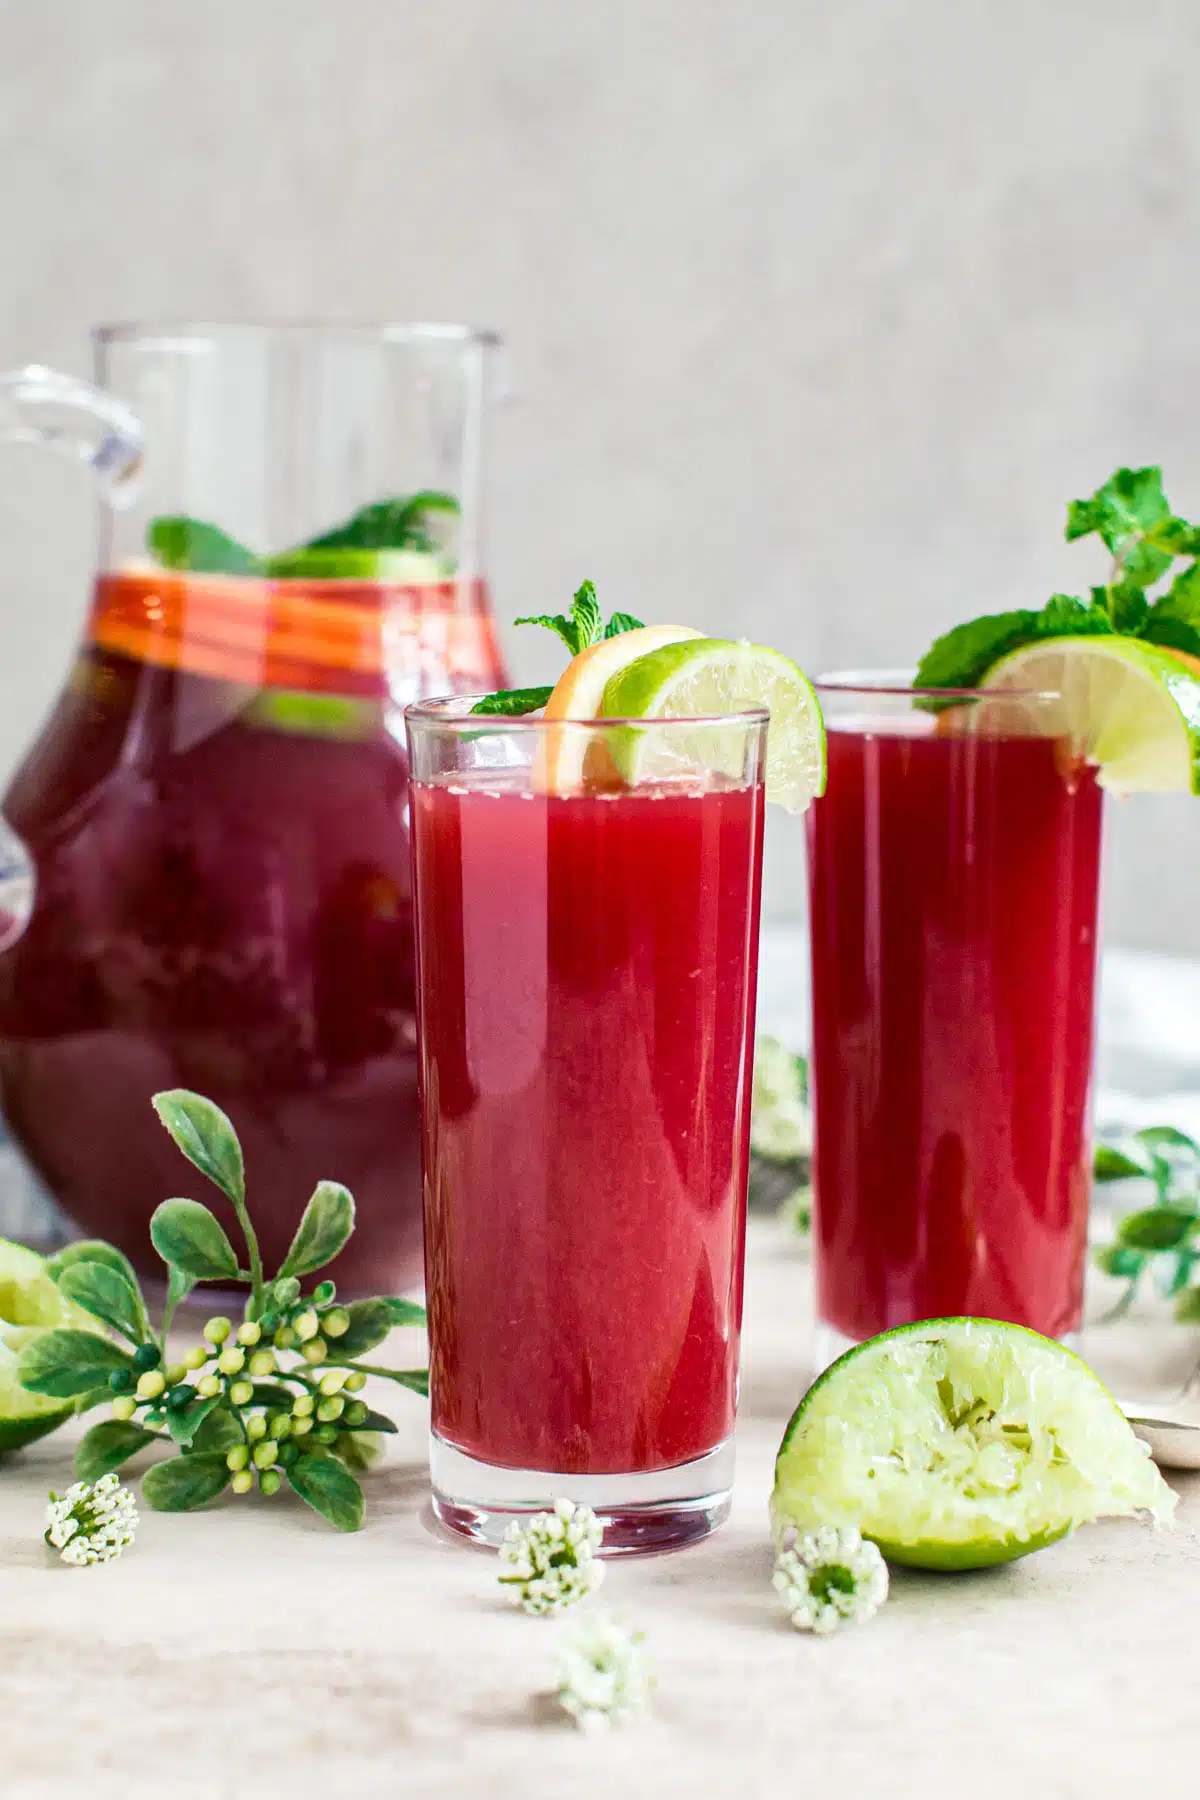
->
[977,635,1200,793]
[598,637,827,813]
[771,1319,1176,1570]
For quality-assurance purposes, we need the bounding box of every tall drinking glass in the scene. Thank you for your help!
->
[406,699,768,1552]
[806,675,1104,1368]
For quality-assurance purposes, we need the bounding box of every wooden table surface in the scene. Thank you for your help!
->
[2,1219,1198,1800]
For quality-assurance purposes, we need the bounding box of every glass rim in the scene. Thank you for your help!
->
[816,666,1062,702]
[92,320,503,350]
[404,694,771,731]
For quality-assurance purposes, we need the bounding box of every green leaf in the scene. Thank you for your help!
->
[149,1198,240,1282]
[469,685,554,717]
[345,1407,398,1434]
[1135,1124,1200,1158]
[604,610,645,638]
[56,1262,147,1344]
[1158,1249,1198,1299]
[187,1406,244,1456]
[514,579,605,657]
[165,1264,196,1315]
[142,1451,232,1512]
[74,1419,160,1482]
[286,1449,365,1531]
[1174,1285,1200,1322]
[165,1393,222,1447]
[914,597,1111,693]
[1141,559,1200,659]
[46,1240,143,1297]
[18,1329,132,1398]
[327,1299,396,1358]
[152,1089,245,1204]
[334,1430,386,1473]
[247,1382,303,1413]
[1094,1144,1153,1182]
[1148,517,1200,555]
[148,515,262,576]
[377,1296,427,1329]
[1116,1206,1198,1252]
[1094,1243,1145,1279]
[1107,580,1151,635]
[279,1181,355,1280]
[301,491,459,554]
[1065,466,1172,554]
[382,1368,430,1397]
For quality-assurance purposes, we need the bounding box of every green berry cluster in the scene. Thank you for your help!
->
[105,1272,375,1501]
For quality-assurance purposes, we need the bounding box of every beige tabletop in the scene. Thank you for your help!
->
[2,1219,1199,1800]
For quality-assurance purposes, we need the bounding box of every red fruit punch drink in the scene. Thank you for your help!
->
[807,679,1103,1359]
[407,699,767,1552]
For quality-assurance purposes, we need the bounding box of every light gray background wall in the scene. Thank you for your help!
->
[0,0,1196,950]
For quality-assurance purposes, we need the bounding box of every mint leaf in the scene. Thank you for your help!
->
[1142,559,1200,660]
[515,580,605,657]
[303,492,458,555]
[1065,466,1172,551]
[914,596,1110,692]
[470,686,554,717]
[604,610,645,639]
[1105,581,1150,635]
[148,517,262,576]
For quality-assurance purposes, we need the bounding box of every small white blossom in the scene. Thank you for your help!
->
[553,1614,652,1733]
[773,1524,888,1634]
[45,1473,139,1566]
[499,1498,604,1615]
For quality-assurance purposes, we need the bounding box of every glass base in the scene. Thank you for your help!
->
[813,1319,1081,1378]
[428,1432,734,1555]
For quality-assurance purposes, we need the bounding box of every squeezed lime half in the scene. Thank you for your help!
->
[599,637,827,813]
[771,1318,1177,1570]
[0,1238,95,1454]
[977,634,1200,794]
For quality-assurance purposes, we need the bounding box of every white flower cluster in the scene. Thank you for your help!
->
[45,1473,139,1566]
[773,1524,888,1634]
[553,1615,652,1734]
[499,1498,604,1615]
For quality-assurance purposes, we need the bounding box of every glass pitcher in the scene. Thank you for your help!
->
[0,323,507,1292]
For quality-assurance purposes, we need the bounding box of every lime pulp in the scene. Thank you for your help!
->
[771,1318,1176,1570]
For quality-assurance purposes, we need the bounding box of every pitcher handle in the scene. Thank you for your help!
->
[0,364,142,501]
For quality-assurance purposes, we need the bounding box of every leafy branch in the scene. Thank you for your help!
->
[917,466,1200,689]
[17,1090,427,1532]
[1093,1123,1200,1323]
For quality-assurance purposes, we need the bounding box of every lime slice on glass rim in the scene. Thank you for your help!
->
[975,634,1200,793]
[597,636,827,813]
[0,1238,94,1455]
[771,1318,1176,1571]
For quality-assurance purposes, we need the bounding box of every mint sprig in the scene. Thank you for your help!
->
[916,467,1200,690]
[1094,1122,1200,1324]
[470,582,645,715]
[146,491,460,576]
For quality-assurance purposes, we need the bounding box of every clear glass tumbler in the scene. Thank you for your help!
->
[406,698,768,1553]
[806,675,1104,1369]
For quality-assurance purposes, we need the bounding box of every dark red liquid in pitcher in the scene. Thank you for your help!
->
[807,720,1103,1343]
[0,573,504,1290]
